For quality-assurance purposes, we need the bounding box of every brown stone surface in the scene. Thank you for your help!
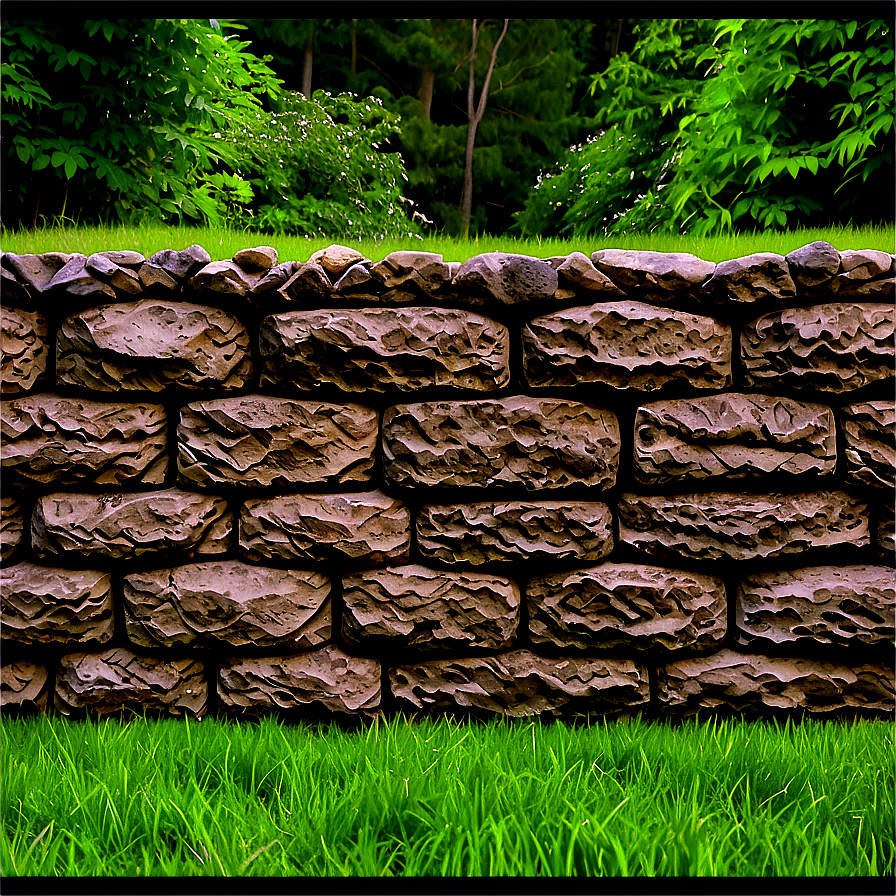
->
[250,261,300,296]
[368,251,452,298]
[383,397,619,490]
[416,501,613,566]
[656,648,895,717]
[32,489,232,561]
[280,262,335,301]
[878,515,895,561]
[840,401,895,490]
[341,564,520,655]
[57,299,253,392]
[705,252,797,304]
[45,253,116,298]
[556,252,627,297]
[109,266,146,296]
[123,560,331,651]
[177,395,377,488]
[591,249,715,303]
[97,250,145,268]
[0,562,114,646]
[839,249,893,280]
[741,303,895,393]
[218,644,381,716]
[2,252,71,293]
[1,394,167,487]
[633,393,836,484]
[1,661,50,712]
[85,252,119,279]
[527,563,727,656]
[785,241,840,291]
[259,307,510,394]
[1,307,49,394]
[734,565,895,652]
[138,262,179,292]
[308,245,367,279]
[1,495,24,562]
[390,650,650,718]
[240,491,411,566]
[55,648,207,718]
[453,253,558,307]
[619,491,869,563]
[1,264,30,304]
[187,260,260,296]
[148,245,211,281]
[522,301,731,393]
[333,262,382,300]
[233,246,278,271]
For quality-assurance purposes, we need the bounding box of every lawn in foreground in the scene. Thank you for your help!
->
[1,712,892,877]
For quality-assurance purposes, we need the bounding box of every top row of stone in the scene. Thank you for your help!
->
[2,241,893,315]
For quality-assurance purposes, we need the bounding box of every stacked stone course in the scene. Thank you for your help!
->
[1,241,894,722]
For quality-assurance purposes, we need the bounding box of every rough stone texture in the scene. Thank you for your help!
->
[368,251,452,299]
[522,301,732,393]
[109,266,146,296]
[1,394,168,487]
[591,250,715,303]
[233,246,278,271]
[333,262,382,300]
[55,648,207,718]
[1,495,24,562]
[341,564,520,655]
[1,306,50,394]
[785,241,840,291]
[280,263,335,302]
[383,397,619,490]
[741,303,895,393]
[656,648,895,717]
[218,644,381,717]
[527,563,727,657]
[840,401,895,490]
[308,245,367,279]
[706,252,797,304]
[250,261,300,296]
[97,250,145,268]
[240,491,411,567]
[556,252,627,297]
[259,307,510,394]
[619,491,870,563]
[878,515,895,562]
[45,253,116,299]
[834,250,895,298]
[734,565,895,653]
[32,490,232,562]
[416,501,613,566]
[453,253,558,307]
[178,395,377,488]
[188,260,260,296]
[2,252,70,293]
[1,661,50,712]
[390,650,650,718]
[1,264,31,303]
[85,252,119,279]
[0,562,114,646]
[123,560,331,651]
[633,393,836,484]
[148,245,211,281]
[138,262,179,292]
[57,299,253,392]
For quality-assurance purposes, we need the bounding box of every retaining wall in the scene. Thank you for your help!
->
[1,241,894,722]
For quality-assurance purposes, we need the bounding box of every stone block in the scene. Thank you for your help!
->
[1,394,167,487]
[619,490,869,563]
[591,249,715,303]
[57,299,252,392]
[148,244,211,281]
[705,252,797,304]
[138,262,179,292]
[1,307,49,394]
[250,262,300,297]
[233,246,278,271]
[741,303,895,393]
[239,491,411,566]
[785,241,840,291]
[45,254,116,299]
[279,263,334,302]
[368,251,452,298]
[0,562,114,646]
[308,245,367,280]
[1,496,24,562]
[218,644,381,716]
[452,253,558,307]
[522,301,731,393]
[341,564,520,655]
[2,252,70,293]
[840,401,895,490]
[383,396,619,490]
[555,252,627,297]
[177,395,377,488]
[1,661,50,712]
[259,307,510,394]
[878,514,895,562]
[390,650,650,718]
[32,489,232,561]
[123,560,331,651]
[633,393,836,484]
[416,501,613,565]
[527,563,727,656]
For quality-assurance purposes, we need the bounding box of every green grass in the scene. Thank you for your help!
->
[0,221,892,263]
[1,712,892,877]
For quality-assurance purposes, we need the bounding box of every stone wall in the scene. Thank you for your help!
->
[1,241,894,722]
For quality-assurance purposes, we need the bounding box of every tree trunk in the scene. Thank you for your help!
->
[301,29,315,97]
[351,20,357,76]
[610,19,624,58]
[418,68,434,119]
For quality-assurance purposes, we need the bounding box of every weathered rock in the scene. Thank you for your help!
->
[341,564,520,655]
[259,307,510,394]
[834,276,896,299]
[522,301,732,393]
[453,253,558,307]
[55,648,207,718]
[1,661,50,712]
[878,514,895,561]
[218,644,381,716]
[841,401,895,490]
[656,648,895,717]
[1,394,168,487]
[45,253,116,298]
[123,560,331,651]
[390,650,650,718]
[383,396,619,490]
[85,252,119,279]
[0,562,114,646]
[591,249,715,303]
[1,306,49,394]
[188,260,259,296]
[148,244,211,281]
[1,495,23,561]
[633,393,836,484]
[97,250,145,268]
[839,249,894,280]
[308,245,367,279]
[333,262,382,299]
[368,251,452,299]
[250,261,301,295]
[1,264,31,303]
[32,489,232,561]
[240,491,411,566]
[706,252,797,304]
[734,565,895,653]
[2,252,71,293]
[233,246,278,271]
[416,501,613,566]
[177,394,377,488]
[108,267,145,296]
[138,262,179,292]
[741,303,895,393]
[785,240,840,290]
[528,563,727,656]
[56,299,253,392]
[280,262,334,301]
[556,251,627,297]
[619,491,870,563]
